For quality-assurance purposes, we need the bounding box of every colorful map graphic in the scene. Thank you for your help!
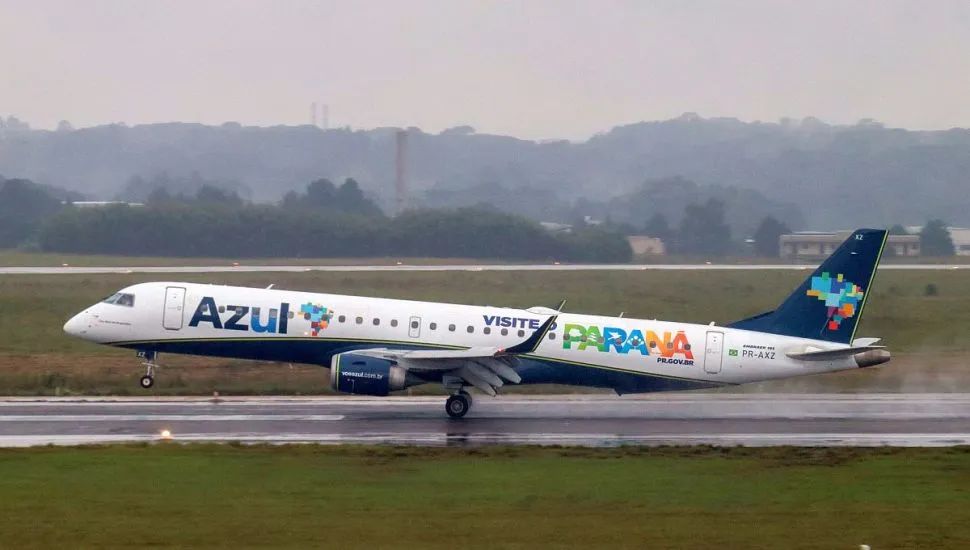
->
[806,272,865,331]
[300,303,334,336]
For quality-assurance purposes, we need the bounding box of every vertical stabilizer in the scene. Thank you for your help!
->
[728,229,888,344]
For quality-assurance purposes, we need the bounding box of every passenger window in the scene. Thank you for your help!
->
[501,328,508,336]
[483,327,491,335]
[391,319,398,327]
[373,318,380,326]
[430,322,437,330]
[467,326,474,333]
[548,333,556,340]
[339,315,346,323]
[518,330,525,337]
[288,311,295,319]
[411,320,419,329]
[355,317,363,324]
[218,306,226,313]
[449,324,456,332]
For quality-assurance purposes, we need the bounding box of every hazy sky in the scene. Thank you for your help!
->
[2,0,969,140]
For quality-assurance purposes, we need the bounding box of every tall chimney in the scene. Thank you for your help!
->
[395,129,408,215]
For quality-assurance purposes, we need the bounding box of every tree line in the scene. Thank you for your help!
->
[22,178,632,262]
[634,197,957,257]
[1,175,959,260]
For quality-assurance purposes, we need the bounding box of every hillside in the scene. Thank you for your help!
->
[2,114,968,230]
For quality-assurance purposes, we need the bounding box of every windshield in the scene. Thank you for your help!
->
[101,293,135,307]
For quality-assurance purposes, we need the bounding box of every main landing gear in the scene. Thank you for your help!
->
[137,350,158,389]
[445,390,473,419]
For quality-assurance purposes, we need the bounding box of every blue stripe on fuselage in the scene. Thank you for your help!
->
[111,337,724,394]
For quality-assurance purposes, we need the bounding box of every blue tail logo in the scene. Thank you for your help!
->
[807,273,865,331]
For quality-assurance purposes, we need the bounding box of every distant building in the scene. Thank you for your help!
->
[627,236,665,257]
[906,225,970,256]
[780,231,920,260]
[950,228,970,256]
[66,201,144,208]
[539,221,573,234]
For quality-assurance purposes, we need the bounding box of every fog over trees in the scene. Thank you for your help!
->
[2,113,968,259]
[3,113,969,232]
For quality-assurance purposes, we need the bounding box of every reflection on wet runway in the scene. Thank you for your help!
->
[1,394,968,448]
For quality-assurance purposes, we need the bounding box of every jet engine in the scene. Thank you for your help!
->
[329,352,420,396]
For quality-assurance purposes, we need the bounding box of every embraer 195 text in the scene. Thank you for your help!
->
[64,229,892,418]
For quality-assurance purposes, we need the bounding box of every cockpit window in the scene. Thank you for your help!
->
[101,293,135,307]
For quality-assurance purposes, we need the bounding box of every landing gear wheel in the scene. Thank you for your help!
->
[446,393,471,419]
[138,350,157,389]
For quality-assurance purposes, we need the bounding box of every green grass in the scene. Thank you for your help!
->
[5,249,970,267]
[0,445,967,549]
[2,269,970,395]
[0,250,507,267]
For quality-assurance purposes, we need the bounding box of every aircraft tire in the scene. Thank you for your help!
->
[139,375,154,389]
[446,393,470,419]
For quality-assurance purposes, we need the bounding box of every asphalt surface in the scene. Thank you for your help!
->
[0,263,962,274]
[1,394,968,447]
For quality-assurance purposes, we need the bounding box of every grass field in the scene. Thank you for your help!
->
[0,445,966,549]
[1,269,970,394]
[5,249,970,267]
[0,250,504,267]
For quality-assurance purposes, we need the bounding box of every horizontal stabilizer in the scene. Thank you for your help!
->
[852,337,882,347]
[786,345,886,361]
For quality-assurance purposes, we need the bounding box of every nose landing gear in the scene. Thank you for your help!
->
[137,350,157,389]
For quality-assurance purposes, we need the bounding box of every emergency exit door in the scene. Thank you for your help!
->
[703,331,724,374]
[408,316,421,338]
[162,286,186,330]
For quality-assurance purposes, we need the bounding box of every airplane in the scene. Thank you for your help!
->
[63,228,891,418]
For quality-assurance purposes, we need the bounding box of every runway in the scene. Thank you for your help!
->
[0,263,962,275]
[2,394,969,448]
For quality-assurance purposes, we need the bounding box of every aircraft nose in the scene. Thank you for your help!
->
[63,312,89,338]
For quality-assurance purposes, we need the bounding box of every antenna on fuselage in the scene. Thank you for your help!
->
[618,312,625,318]
[555,298,567,312]
[266,284,275,290]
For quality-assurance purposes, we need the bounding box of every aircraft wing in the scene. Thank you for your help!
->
[347,315,556,396]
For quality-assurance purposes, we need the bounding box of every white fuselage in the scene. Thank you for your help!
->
[64,281,866,393]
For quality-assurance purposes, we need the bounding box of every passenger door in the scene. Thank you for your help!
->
[703,331,724,374]
[162,286,186,330]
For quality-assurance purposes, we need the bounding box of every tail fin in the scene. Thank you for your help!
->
[727,228,888,344]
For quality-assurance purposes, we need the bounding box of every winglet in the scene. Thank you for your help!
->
[501,315,557,355]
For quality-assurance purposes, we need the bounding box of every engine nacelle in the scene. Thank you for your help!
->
[329,353,414,396]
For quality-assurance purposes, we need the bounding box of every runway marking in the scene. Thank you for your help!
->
[0,415,344,422]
